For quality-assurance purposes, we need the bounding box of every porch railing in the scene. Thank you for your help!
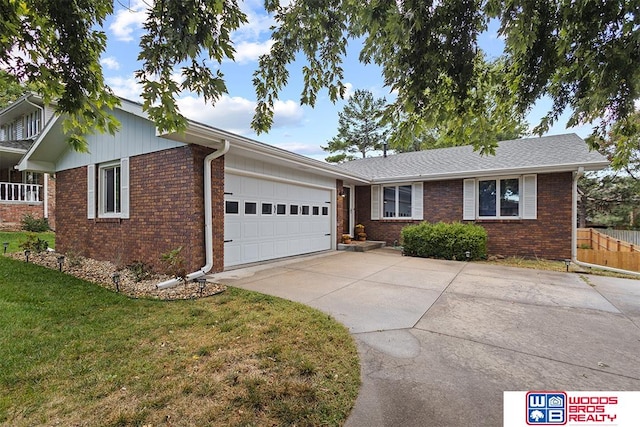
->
[0,182,42,202]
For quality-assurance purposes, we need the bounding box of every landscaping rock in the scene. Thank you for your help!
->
[5,251,226,300]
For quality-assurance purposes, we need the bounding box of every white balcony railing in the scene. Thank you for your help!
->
[0,182,42,203]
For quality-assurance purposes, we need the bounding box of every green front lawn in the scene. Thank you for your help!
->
[0,231,55,254]
[0,256,360,426]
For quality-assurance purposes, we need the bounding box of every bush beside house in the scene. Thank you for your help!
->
[401,221,488,260]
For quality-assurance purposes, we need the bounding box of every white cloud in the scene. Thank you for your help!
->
[109,0,149,42]
[176,95,304,135]
[233,40,275,63]
[272,100,304,128]
[100,56,120,70]
[270,141,326,158]
[343,82,354,99]
[106,76,143,101]
[235,5,276,42]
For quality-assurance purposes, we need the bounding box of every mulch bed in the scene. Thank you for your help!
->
[5,250,226,300]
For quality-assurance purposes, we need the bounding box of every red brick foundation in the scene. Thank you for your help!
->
[0,203,43,229]
[56,145,225,273]
[355,173,573,260]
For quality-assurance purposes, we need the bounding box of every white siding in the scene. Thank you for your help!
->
[225,152,336,189]
[56,109,184,172]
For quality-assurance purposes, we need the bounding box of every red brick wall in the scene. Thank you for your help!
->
[56,145,225,273]
[0,203,43,228]
[355,172,573,259]
[46,174,56,230]
[0,172,53,229]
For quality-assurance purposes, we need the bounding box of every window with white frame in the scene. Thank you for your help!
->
[383,185,412,218]
[23,110,40,138]
[464,175,536,220]
[1,121,18,141]
[100,162,121,215]
[88,158,130,219]
[371,183,423,220]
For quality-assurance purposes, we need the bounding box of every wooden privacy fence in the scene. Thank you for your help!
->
[577,228,640,272]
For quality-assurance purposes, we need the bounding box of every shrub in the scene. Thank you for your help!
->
[128,261,154,282]
[160,247,187,282]
[19,233,49,253]
[21,214,50,232]
[401,221,487,261]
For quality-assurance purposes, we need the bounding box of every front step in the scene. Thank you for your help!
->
[337,240,386,252]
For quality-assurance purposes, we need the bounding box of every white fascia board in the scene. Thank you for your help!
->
[370,161,611,184]
[0,146,27,155]
[117,98,148,119]
[17,159,55,174]
[230,138,370,183]
[160,119,370,184]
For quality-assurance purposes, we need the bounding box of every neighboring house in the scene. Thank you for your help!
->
[0,94,56,230]
[16,97,608,277]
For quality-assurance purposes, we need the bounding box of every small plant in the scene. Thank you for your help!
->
[19,233,49,253]
[21,214,50,232]
[128,261,154,282]
[579,243,592,249]
[160,247,187,282]
[64,249,83,267]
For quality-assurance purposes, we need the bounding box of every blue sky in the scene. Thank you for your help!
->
[101,0,592,161]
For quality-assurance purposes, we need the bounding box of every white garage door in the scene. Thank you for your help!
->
[224,173,334,267]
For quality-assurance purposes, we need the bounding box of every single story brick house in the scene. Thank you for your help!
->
[16,97,608,281]
[0,94,56,229]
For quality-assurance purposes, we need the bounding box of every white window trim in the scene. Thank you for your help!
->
[91,158,130,219]
[464,174,537,220]
[477,175,522,220]
[244,201,258,216]
[371,183,424,221]
[98,161,123,218]
[225,200,240,215]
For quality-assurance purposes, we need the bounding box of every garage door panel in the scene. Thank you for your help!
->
[225,173,333,267]
[275,222,289,236]
[226,222,242,240]
[259,222,275,237]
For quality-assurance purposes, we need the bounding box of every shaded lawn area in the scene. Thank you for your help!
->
[0,231,55,254]
[0,256,360,426]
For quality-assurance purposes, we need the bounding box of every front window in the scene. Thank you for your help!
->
[23,110,41,138]
[478,178,520,218]
[100,163,121,216]
[383,185,412,218]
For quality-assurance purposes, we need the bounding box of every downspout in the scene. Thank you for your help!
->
[571,167,640,277]
[157,139,230,289]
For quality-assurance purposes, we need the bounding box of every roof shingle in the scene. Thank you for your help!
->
[335,134,608,181]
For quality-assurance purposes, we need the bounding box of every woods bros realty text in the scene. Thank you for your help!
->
[504,391,640,426]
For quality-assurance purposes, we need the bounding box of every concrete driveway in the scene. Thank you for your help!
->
[209,248,640,426]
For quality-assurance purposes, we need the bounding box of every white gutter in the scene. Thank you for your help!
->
[156,139,230,289]
[571,167,640,277]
